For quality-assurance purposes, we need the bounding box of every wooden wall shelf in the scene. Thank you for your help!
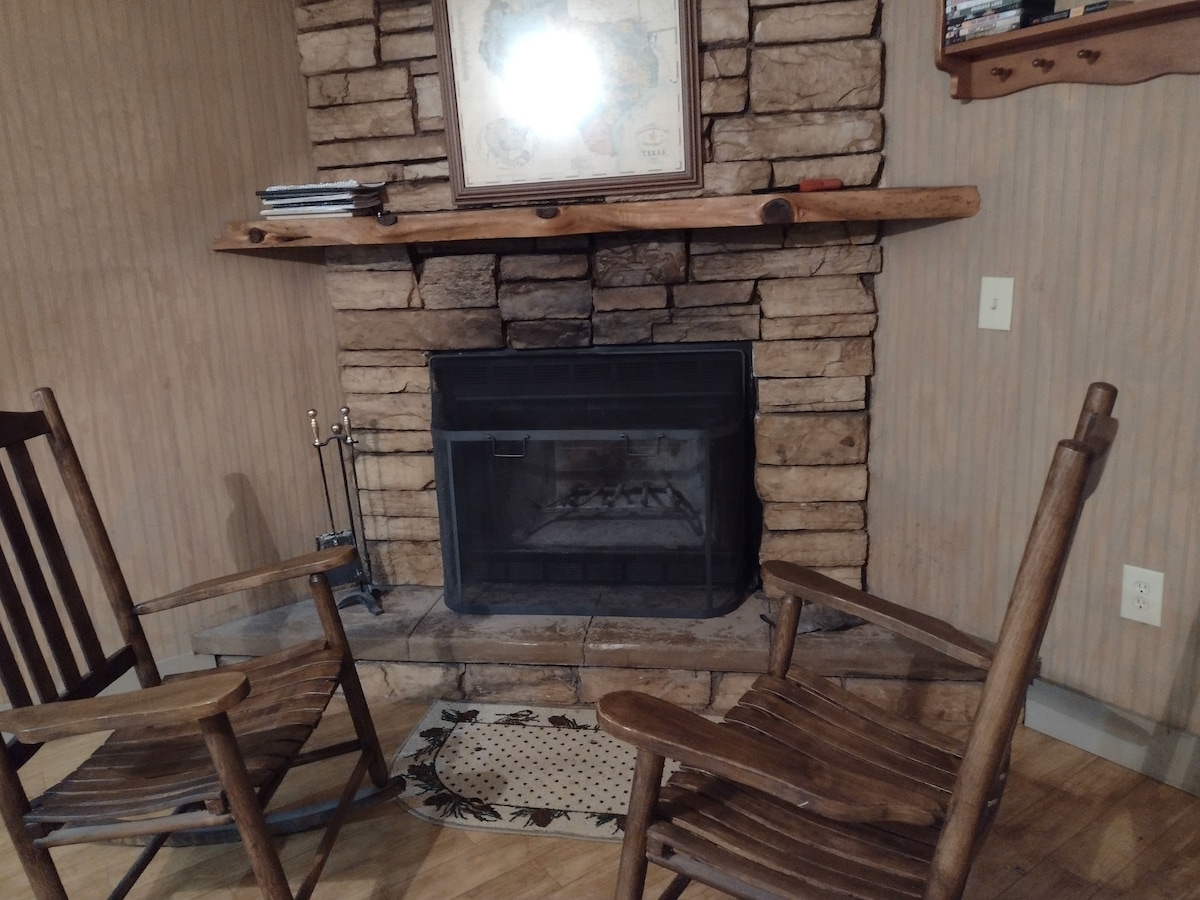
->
[212,187,980,252]
[936,0,1200,100]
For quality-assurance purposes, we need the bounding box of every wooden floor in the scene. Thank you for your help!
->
[3,698,1199,900]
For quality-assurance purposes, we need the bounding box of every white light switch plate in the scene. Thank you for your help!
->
[979,276,1014,331]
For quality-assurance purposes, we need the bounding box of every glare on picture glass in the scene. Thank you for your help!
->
[498,27,603,139]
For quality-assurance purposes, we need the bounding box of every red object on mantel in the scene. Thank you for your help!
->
[797,178,844,192]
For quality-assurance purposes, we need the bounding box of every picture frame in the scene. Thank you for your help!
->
[432,0,702,206]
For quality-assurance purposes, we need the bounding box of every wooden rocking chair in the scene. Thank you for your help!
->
[0,388,393,900]
[598,382,1118,900]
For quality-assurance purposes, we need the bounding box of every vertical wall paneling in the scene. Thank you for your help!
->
[877,4,1200,732]
[0,1,340,661]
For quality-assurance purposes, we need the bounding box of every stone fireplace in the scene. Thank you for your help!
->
[340,235,872,601]
[294,0,882,603]
[197,2,991,720]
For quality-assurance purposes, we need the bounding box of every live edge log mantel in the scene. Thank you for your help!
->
[211,186,980,251]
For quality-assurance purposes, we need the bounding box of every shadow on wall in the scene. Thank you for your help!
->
[224,472,291,611]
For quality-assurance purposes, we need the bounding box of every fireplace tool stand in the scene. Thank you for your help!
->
[309,406,384,615]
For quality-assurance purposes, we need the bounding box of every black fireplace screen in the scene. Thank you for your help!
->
[431,344,757,617]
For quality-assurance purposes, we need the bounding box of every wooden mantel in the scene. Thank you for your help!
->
[212,186,980,251]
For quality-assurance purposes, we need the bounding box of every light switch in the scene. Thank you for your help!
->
[979,276,1014,331]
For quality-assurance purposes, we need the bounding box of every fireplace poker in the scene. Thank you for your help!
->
[309,409,337,534]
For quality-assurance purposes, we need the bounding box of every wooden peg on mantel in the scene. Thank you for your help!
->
[212,186,980,252]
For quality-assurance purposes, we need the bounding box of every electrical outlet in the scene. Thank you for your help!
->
[979,276,1014,331]
[1120,564,1164,626]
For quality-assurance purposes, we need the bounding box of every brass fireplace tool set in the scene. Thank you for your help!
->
[308,405,384,615]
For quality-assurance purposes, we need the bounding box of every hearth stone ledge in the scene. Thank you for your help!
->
[192,586,986,725]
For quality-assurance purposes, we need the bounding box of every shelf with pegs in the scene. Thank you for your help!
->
[935,0,1200,100]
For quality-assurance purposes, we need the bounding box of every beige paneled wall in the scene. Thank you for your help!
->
[876,4,1200,731]
[0,2,339,660]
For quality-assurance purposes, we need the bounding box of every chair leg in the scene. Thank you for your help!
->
[294,755,369,900]
[200,713,294,900]
[109,832,170,900]
[338,659,389,787]
[615,748,665,900]
[0,750,67,900]
[308,571,389,787]
[658,874,691,900]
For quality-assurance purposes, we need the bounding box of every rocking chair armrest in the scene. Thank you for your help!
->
[0,672,249,744]
[135,546,357,615]
[597,691,945,827]
[762,559,995,671]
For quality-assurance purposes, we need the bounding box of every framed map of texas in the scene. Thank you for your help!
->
[433,0,702,205]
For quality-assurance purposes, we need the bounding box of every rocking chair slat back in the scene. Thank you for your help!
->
[0,408,144,717]
[8,440,107,671]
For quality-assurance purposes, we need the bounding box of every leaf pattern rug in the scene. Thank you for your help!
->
[390,700,677,841]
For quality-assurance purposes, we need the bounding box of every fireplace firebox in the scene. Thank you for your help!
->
[431,345,758,617]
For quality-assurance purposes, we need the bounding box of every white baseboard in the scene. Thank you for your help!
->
[1026,679,1200,798]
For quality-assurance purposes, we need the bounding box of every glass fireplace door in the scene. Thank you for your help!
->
[431,345,754,617]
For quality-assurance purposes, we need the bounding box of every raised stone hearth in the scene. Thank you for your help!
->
[194,587,986,723]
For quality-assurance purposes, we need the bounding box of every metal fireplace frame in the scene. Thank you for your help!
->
[430,343,759,617]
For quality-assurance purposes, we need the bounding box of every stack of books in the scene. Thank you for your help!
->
[256,180,385,220]
[944,0,1056,44]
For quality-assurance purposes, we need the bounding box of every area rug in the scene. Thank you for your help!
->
[391,700,676,841]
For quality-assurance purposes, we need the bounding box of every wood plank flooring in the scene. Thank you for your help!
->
[2,698,1197,899]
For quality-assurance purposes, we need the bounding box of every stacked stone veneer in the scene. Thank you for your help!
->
[293,0,884,596]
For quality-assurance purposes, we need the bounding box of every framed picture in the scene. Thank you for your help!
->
[432,0,702,205]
